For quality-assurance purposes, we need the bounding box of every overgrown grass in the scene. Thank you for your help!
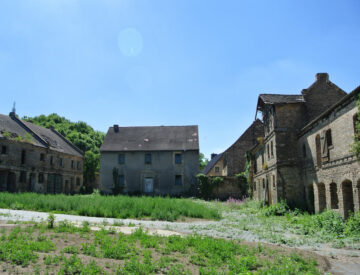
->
[0,192,220,221]
[0,223,323,274]
[219,199,360,248]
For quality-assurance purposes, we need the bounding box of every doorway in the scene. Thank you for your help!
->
[144,177,154,193]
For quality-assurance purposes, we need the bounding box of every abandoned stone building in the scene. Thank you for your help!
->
[0,112,84,194]
[203,119,264,177]
[100,125,199,195]
[250,73,360,217]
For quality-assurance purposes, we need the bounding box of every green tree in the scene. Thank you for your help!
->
[199,152,209,172]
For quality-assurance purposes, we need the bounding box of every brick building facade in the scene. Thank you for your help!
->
[0,112,84,194]
[250,73,359,217]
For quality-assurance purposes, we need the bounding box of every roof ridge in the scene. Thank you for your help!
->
[9,114,49,147]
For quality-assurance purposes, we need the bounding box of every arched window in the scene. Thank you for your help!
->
[315,134,322,168]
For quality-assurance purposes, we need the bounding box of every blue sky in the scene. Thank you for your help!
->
[1,0,359,159]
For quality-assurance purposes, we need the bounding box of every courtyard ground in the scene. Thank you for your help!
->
[0,198,359,274]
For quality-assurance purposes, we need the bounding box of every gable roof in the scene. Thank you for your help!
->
[22,121,84,157]
[202,152,224,175]
[0,113,83,157]
[100,125,199,152]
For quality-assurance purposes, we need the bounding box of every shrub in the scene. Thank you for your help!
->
[311,210,345,235]
[344,211,360,236]
[47,214,55,229]
[262,200,289,216]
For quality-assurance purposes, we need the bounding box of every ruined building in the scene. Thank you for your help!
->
[0,112,84,194]
[250,73,359,218]
[100,125,199,195]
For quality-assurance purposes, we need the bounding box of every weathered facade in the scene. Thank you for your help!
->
[251,73,360,217]
[100,125,199,195]
[203,120,264,177]
[0,112,84,194]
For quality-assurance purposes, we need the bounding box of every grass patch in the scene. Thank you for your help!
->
[217,199,360,248]
[0,192,220,221]
[0,223,324,274]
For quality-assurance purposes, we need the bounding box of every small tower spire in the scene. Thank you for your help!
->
[12,102,16,114]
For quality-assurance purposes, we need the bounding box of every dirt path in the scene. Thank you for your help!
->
[0,208,359,274]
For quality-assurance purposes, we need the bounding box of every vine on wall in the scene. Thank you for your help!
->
[352,95,360,159]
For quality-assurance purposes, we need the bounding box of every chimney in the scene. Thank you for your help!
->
[315,73,329,82]
[211,153,217,160]
[114,124,119,133]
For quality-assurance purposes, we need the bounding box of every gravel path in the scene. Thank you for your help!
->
[0,208,359,274]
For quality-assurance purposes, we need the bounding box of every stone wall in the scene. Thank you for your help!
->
[298,92,360,217]
[0,139,84,194]
[100,150,199,195]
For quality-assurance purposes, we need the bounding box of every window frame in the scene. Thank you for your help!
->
[145,153,152,164]
[40,153,45,162]
[215,166,220,173]
[1,145,7,155]
[174,153,182,164]
[118,154,125,165]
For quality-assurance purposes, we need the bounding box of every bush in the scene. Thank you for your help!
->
[344,211,360,236]
[262,200,289,216]
[311,210,345,235]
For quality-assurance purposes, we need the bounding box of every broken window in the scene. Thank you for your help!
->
[175,175,182,186]
[272,175,276,187]
[145,153,152,164]
[38,173,44,183]
[315,135,322,168]
[1,145,7,154]
[59,158,64,167]
[50,156,54,165]
[118,154,125,164]
[40,153,45,161]
[21,150,26,165]
[267,144,270,159]
[302,144,306,158]
[77,161,81,170]
[326,129,333,147]
[20,171,26,183]
[71,160,75,169]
